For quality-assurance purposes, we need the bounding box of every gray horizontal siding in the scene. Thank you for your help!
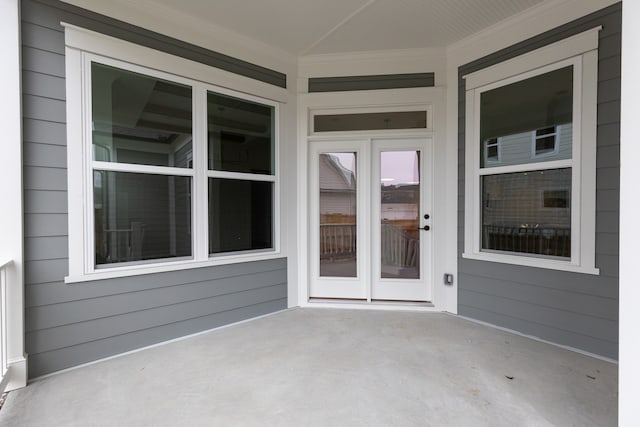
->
[27,299,285,378]
[21,0,289,378]
[457,3,621,359]
[24,0,286,88]
[308,72,435,92]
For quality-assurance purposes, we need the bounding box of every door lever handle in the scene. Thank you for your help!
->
[421,225,430,231]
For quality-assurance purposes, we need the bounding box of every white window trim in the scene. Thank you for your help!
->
[484,137,501,164]
[532,126,560,158]
[65,27,282,283]
[462,27,600,275]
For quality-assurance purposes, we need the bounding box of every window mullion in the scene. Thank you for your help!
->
[193,85,209,262]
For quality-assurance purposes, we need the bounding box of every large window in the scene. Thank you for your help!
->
[463,28,600,274]
[66,44,279,281]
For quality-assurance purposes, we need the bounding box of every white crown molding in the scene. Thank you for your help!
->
[298,47,446,80]
[61,0,296,72]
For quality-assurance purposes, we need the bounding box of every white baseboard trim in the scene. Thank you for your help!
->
[3,356,28,392]
[29,308,295,384]
[453,312,617,364]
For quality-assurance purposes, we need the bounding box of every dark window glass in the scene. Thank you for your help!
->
[91,63,193,168]
[480,66,573,168]
[208,92,274,175]
[209,179,273,254]
[94,171,191,265]
[314,111,427,132]
[481,168,571,258]
[543,190,569,208]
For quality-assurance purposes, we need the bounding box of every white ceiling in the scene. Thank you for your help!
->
[143,0,549,56]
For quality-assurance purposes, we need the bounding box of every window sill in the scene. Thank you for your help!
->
[461,251,599,275]
[65,251,283,283]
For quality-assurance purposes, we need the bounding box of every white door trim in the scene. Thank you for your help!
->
[296,87,454,311]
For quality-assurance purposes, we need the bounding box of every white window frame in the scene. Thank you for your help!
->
[532,125,560,158]
[463,27,601,275]
[64,24,283,283]
[484,137,501,164]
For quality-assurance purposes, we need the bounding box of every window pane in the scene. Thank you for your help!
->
[314,111,427,132]
[94,171,191,266]
[208,92,274,175]
[481,168,571,258]
[209,179,273,254]
[92,63,193,168]
[380,151,420,279]
[319,153,357,278]
[480,66,573,168]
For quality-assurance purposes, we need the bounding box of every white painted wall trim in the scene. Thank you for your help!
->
[619,2,639,425]
[296,87,455,312]
[0,0,28,392]
[298,47,447,87]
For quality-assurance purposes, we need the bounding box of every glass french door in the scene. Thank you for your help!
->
[309,137,433,302]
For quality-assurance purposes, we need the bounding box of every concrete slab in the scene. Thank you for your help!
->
[0,309,617,426]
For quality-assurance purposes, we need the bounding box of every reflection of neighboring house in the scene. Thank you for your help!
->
[381,184,419,221]
[319,154,356,218]
[484,123,572,166]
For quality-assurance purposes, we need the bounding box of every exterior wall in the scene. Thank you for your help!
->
[457,4,620,359]
[22,0,288,377]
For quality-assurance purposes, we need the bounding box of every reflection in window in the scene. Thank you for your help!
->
[209,179,273,254]
[314,111,427,132]
[94,171,191,265]
[319,153,357,278]
[91,63,193,168]
[380,151,420,279]
[480,66,573,168]
[481,168,571,258]
[534,126,559,156]
[208,92,274,175]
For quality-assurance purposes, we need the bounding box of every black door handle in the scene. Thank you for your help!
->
[421,225,430,231]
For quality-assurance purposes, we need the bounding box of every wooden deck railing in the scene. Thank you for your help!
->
[381,223,419,268]
[482,225,571,257]
[319,224,356,259]
[319,223,419,268]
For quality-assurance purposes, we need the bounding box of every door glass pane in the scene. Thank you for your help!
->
[380,151,420,279]
[481,168,571,258]
[319,153,357,277]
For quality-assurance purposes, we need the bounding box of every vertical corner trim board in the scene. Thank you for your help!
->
[21,0,288,378]
[456,3,621,359]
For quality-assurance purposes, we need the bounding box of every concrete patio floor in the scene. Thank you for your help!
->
[0,308,617,426]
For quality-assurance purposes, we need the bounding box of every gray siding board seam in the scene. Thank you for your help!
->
[25,271,286,315]
[309,72,435,92]
[458,303,618,345]
[27,0,287,88]
[26,298,289,359]
[27,299,287,377]
[459,285,617,322]
[25,286,283,354]
[26,280,287,333]
[457,271,618,300]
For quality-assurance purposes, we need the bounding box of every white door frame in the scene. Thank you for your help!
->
[296,87,455,312]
